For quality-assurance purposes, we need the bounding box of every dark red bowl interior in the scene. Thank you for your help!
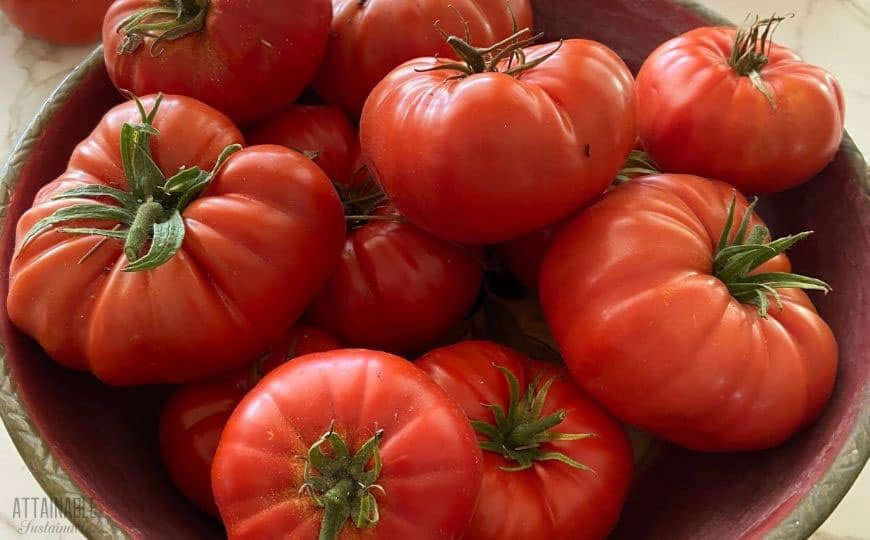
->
[1,1,868,539]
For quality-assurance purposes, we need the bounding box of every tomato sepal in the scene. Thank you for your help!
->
[116,0,209,56]
[473,365,596,473]
[300,424,386,540]
[18,94,240,273]
[712,196,831,317]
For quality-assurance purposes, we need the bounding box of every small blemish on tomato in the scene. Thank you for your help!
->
[584,144,591,158]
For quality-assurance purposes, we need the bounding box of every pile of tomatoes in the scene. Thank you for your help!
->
[3,1,845,539]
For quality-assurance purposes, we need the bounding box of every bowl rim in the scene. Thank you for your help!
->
[0,2,868,539]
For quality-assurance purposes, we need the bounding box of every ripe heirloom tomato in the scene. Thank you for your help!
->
[540,174,838,451]
[361,35,636,244]
[417,341,634,540]
[313,0,533,118]
[497,221,564,292]
[160,326,339,518]
[247,106,358,186]
[212,349,483,540]
[0,0,113,44]
[103,0,331,124]
[249,109,484,353]
[7,95,345,385]
[309,204,484,353]
[636,16,845,194]
[498,150,660,291]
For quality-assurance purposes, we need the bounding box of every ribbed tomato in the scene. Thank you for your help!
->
[361,37,636,244]
[103,0,331,123]
[0,0,113,44]
[636,17,844,194]
[313,0,533,118]
[212,349,483,539]
[540,174,837,450]
[309,205,483,353]
[160,326,339,517]
[7,95,345,385]
[417,341,634,540]
[247,106,358,185]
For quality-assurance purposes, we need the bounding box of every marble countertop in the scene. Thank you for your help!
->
[0,1,867,538]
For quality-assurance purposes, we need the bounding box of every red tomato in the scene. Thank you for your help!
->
[636,18,845,194]
[102,0,331,124]
[313,0,533,118]
[246,107,484,353]
[540,174,838,451]
[212,349,483,540]
[361,37,636,244]
[309,204,483,353]
[417,341,633,540]
[7,95,345,385]
[497,221,564,291]
[0,0,113,44]
[247,106,358,186]
[160,326,339,518]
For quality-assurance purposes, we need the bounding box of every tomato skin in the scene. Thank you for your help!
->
[497,221,565,291]
[212,349,483,540]
[7,95,346,386]
[160,327,339,518]
[0,0,112,44]
[247,106,358,185]
[309,208,483,353]
[417,341,633,540]
[312,0,533,118]
[102,0,331,124]
[539,174,838,451]
[636,27,845,194]
[360,40,636,244]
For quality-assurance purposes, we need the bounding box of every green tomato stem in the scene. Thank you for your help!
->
[473,366,594,473]
[117,0,210,56]
[123,201,165,262]
[302,426,385,540]
[712,196,830,318]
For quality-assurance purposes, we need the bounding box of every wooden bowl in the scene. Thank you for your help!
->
[1,1,867,538]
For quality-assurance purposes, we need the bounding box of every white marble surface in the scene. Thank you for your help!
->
[0,1,867,538]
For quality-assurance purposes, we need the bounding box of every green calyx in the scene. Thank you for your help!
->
[331,167,405,229]
[713,196,831,318]
[728,14,792,110]
[613,150,659,186]
[472,366,595,473]
[300,424,386,540]
[418,23,562,79]
[18,94,240,272]
[117,0,209,56]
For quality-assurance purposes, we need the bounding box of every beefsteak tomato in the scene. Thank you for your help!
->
[417,341,634,540]
[360,35,636,244]
[497,221,564,292]
[102,0,331,124]
[313,0,533,118]
[540,174,838,451]
[7,95,345,385]
[636,17,845,194]
[0,0,113,44]
[247,106,358,186]
[212,349,483,540]
[308,203,483,353]
[160,326,339,518]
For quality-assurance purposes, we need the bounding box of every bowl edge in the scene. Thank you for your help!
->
[0,45,130,540]
[675,2,870,539]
